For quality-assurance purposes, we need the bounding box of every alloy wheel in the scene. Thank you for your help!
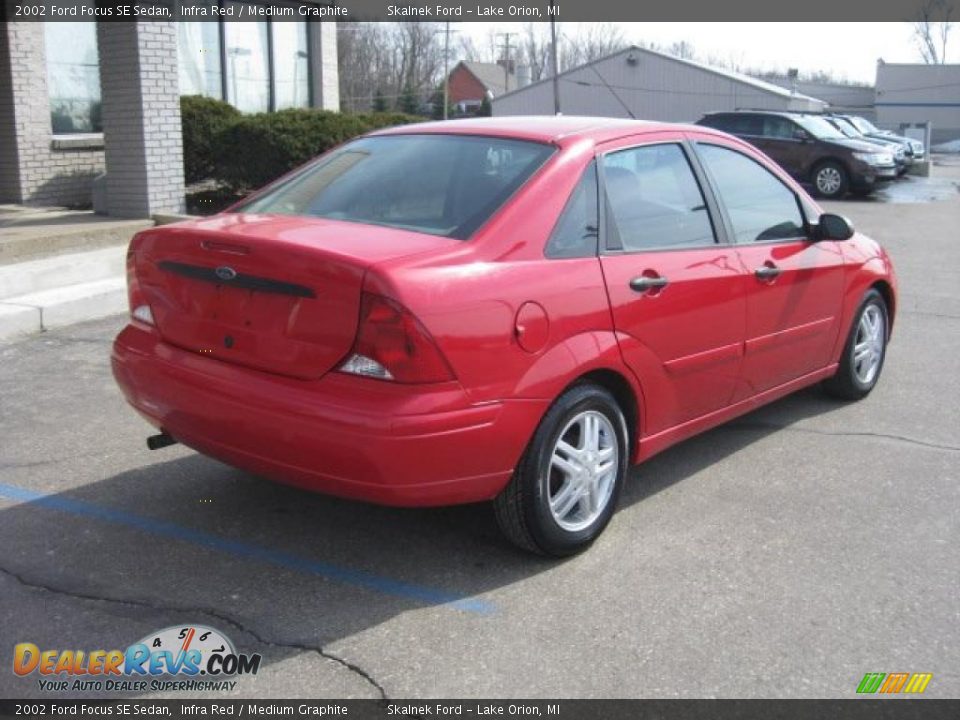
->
[547,410,619,532]
[816,166,843,195]
[853,304,885,385]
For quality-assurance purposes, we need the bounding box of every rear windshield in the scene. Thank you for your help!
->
[237,134,555,240]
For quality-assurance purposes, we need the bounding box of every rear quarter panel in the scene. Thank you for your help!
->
[365,139,631,405]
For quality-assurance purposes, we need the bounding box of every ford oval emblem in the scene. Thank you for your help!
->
[215,266,237,281]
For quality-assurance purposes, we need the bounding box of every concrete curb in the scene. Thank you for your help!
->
[0,246,129,342]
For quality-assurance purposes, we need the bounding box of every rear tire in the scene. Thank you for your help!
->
[823,289,889,400]
[811,160,849,199]
[494,384,629,556]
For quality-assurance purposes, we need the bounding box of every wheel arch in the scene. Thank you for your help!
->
[565,368,641,463]
[870,279,896,335]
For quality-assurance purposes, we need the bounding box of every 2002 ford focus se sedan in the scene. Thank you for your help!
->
[112,116,897,556]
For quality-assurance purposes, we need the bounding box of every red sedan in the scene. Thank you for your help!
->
[112,117,897,556]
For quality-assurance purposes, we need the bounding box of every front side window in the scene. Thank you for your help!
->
[697,144,805,244]
[45,22,102,134]
[239,135,554,240]
[762,117,795,140]
[602,144,715,252]
[545,162,599,259]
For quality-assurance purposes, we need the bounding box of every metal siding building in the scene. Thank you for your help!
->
[493,46,827,122]
[875,63,960,145]
[760,77,876,119]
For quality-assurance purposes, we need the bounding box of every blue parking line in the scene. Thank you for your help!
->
[0,482,495,614]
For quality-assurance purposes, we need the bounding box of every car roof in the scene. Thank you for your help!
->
[702,109,797,119]
[368,115,708,146]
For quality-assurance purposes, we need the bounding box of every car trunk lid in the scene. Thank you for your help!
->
[132,213,452,380]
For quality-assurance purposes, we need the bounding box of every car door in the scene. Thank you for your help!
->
[691,138,846,399]
[598,136,746,435]
[757,116,808,179]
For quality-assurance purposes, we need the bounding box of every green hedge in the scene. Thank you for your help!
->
[180,95,241,184]
[215,109,424,191]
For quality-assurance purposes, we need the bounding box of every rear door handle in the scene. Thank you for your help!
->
[754,264,782,281]
[629,275,669,293]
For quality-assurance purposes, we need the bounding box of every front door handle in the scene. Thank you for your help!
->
[630,275,669,293]
[754,263,782,281]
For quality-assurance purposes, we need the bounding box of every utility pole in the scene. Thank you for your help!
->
[496,32,514,96]
[549,11,560,114]
[443,22,451,119]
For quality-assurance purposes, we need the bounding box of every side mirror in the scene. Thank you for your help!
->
[792,128,810,142]
[816,213,855,241]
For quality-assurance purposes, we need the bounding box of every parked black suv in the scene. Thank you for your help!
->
[696,111,898,199]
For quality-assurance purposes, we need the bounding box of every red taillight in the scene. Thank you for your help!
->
[339,292,454,384]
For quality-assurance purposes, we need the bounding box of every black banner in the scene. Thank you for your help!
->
[0,0,947,22]
[2,700,960,720]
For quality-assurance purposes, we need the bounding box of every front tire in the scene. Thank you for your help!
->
[812,160,849,199]
[823,289,889,400]
[494,384,629,556]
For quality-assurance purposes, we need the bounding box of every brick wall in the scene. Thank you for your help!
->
[97,21,184,218]
[0,22,105,207]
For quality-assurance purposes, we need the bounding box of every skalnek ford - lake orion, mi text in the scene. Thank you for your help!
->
[388,4,557,17]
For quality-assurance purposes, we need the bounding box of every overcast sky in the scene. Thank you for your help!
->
[458,22,960,84]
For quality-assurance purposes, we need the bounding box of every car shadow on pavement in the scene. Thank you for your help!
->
[0,385,842,696]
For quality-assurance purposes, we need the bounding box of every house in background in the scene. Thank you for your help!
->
[0,14,338,217]
[447,61,515,114]
[875,61,960,144]
[493,46,827,121]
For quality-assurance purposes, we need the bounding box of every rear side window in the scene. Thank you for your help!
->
[602,144,715,252]
[545,161,599,259]
[238,135,555,240]
[697,144,805,243]
[704,114,762,136]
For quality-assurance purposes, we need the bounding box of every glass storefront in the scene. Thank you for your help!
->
[45,22,102,134]
[43,11,314,135]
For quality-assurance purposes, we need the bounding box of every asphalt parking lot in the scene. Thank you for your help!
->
[1,163,958,700]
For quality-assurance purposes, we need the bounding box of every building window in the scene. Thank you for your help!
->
[177,12,311,112]
[45,22,102,134]
[272,22,309,109]
[224,10,270,112]
[178,15,222,99]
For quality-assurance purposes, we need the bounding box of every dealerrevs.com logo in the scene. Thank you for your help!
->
[13,625,261,693]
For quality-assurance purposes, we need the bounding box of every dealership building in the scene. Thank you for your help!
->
[875,61,960,145]
[0,15,338,216]
[492,46,828,121]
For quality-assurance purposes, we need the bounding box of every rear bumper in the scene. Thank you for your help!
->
[111,324,546,506]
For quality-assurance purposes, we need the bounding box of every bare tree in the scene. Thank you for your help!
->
[561,23,627,70]
[667,41,697,60]
[337,22,445,112]
[516,23,552,81]
[912,0,955,63]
